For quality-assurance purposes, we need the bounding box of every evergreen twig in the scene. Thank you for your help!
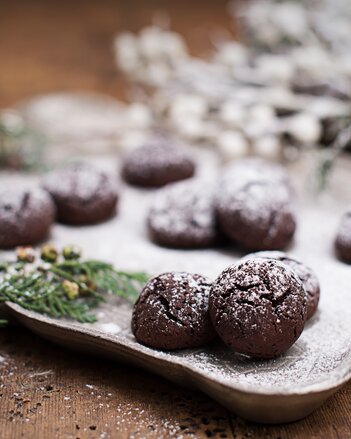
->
[0,246,148,326]
[316,122,351,191]
[0,112,45,170]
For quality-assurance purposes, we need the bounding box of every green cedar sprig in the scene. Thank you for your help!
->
[0,112,45,171]
[316,121,351,191]
[0,245,148,325]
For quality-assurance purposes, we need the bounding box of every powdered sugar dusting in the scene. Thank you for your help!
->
[122,138,194,184]
[218,181,292,227]
[0,185,52,221]
[148,179,217,247]
[209,258,307,358]
[245,250,320,319]
[98,323,121,334]
[132,272,214,350]
[42,163,118,203]
[0,185,54,242]
[215,157,295,249]
[144,272,210,317]
[218,157,291,195]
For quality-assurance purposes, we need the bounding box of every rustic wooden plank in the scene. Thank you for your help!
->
[0,328,234,439]
[1,328,350,438]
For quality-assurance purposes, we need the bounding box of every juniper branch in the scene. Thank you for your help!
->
[0,247,148,324]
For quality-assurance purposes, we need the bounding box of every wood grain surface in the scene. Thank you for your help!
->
[0,327,350,439]
[0,1,350,437]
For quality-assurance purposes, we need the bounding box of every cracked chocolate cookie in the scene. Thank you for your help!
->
[147,180,218,249]
[245,251,320,320]
[216,180,296,251]
[335,210,351,263]
[0,186,55,249]
[209,259,307,358]
[121,139,195,188]
[42,163,118,225]
[132,272,216,350]
[219,157,293,194]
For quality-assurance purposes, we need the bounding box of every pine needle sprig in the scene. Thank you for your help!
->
[0,266,101,323]
[0,245,149,325]
[0,111,46,171]
[315,121,351,191]
[81,260,148,303]
[49,259,148,303]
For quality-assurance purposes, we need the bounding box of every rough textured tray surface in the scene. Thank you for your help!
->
[1,152,351,424]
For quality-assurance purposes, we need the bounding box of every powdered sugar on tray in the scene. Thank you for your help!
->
[98,322,122,335]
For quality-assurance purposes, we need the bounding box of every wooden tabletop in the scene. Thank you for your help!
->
[0,1,350,437]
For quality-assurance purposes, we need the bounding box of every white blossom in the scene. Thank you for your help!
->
[285,113,322,145]
[124,103,153,130]
[217,131,249,161]
[252,136,281,160]
[218,101,246,128]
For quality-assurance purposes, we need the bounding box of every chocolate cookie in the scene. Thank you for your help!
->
[147,180,218,249]
[245,251,320,320]
[42,163,118,225]
[132,272,216,350]
[0,186,55,249]
[121,139,195,188]
[335,210,351,262]
[216,180,296,251]
[209,259,307,358]
[220,157,293,194]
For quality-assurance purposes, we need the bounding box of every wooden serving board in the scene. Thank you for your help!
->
[1,151,350,424]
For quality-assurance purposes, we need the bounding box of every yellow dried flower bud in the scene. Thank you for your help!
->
[41,244,58,263]
[16,246,35,263]
[62,280,79,300]
[63,245,81,260]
